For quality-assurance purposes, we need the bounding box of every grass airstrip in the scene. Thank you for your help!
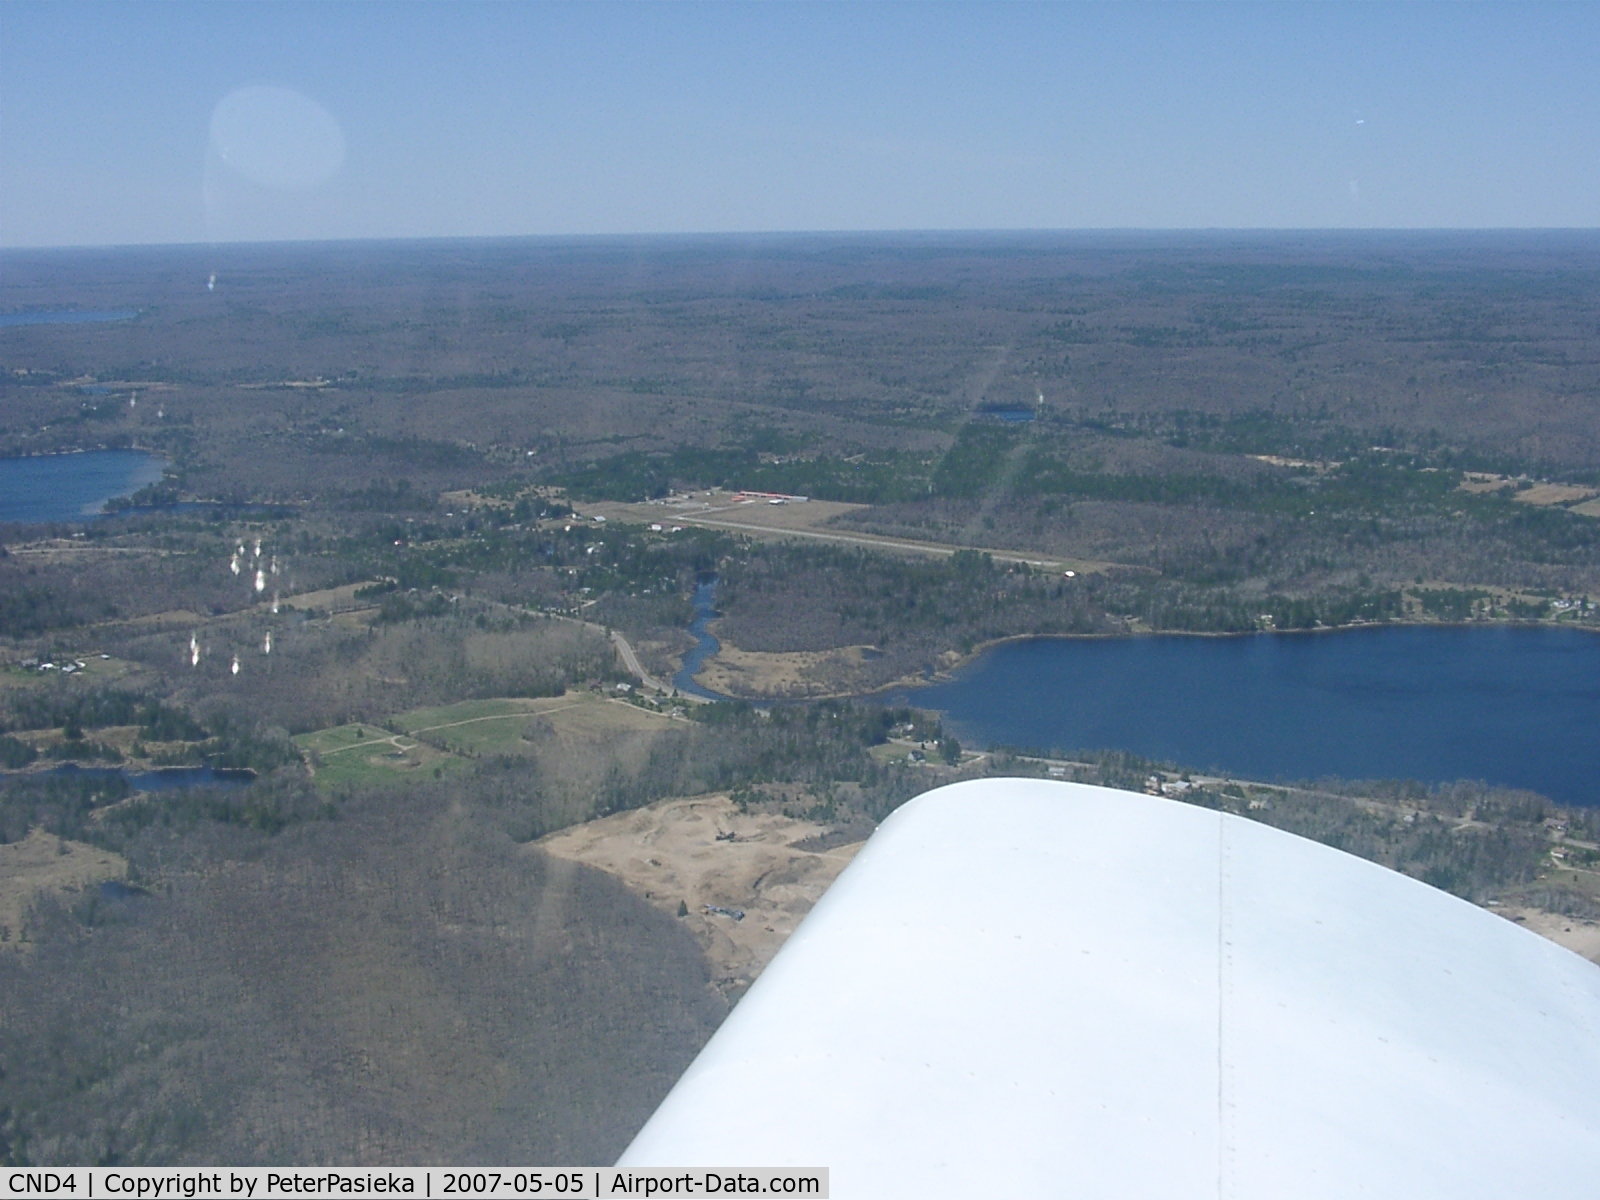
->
[294,692,671,792]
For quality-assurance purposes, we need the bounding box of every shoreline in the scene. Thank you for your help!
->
[688,614,1600,705]
[0,445,171,525]
[877,614,1600,695]
[0,443,168,461]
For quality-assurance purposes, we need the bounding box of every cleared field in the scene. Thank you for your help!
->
[0,654,142,695]
[1514,483,1598,507]
[0,829,127,951]
[295,722,469,791]
[1502,905,1600,964]
[279,581,384,613]
[1459,475,1600,513]
[867,741,941,766]
[539,794,864,997]
[585,496,867,532]
[692,642,886,700]
[296,694,674,793]
[577,495,1114,574]
[395,696,569,734]
[1,540,176,564]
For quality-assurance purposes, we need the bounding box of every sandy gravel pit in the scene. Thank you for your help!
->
[1501,906,1600,964]
[537,795,864,996]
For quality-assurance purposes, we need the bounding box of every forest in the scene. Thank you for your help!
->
[3,232,1598,1166]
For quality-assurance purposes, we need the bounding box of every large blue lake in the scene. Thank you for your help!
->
[0,450,166,523]
[892,627,1600,806]
[0,309,137,327]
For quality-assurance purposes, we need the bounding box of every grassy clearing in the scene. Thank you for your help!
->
[279,581,384,612]
[394,696,555,733]
[0,830,127,951]
[0,654,142,697]
[295,721,469,792]
[396,696,585,759]
[294,696,644,793]
[868,742,925,765]
[296,722,393,757]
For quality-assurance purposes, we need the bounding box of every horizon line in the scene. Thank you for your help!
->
[6,226,1600,254]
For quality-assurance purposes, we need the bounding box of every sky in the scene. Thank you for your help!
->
[2,1,1597,247]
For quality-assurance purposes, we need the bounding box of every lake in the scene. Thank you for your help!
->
[0,309,138,327]
[0,450,166,523]
[891,626,1600,806]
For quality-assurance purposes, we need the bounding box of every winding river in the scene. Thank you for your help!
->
[673,578,729,701]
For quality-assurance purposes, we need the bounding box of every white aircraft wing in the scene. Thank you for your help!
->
[619,778,1600,1198]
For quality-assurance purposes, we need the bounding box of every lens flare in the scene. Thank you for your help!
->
[209,87,345,190]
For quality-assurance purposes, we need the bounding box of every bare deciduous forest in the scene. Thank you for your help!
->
[2,234,1598,1166]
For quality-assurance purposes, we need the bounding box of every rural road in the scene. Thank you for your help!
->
[542,611,703,700]
[610,629,672,694]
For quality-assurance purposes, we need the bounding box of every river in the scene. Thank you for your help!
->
[887,625,1600,806]
[673,578,730,700]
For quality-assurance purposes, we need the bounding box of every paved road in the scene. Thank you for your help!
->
[610,629,675,695]
[540,613,708,700]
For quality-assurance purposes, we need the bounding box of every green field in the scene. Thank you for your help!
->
[295,696,586,792]
[294,721,467,791]
[396,696,556,733]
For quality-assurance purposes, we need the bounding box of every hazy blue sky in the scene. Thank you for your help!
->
[2,2,1596,246]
